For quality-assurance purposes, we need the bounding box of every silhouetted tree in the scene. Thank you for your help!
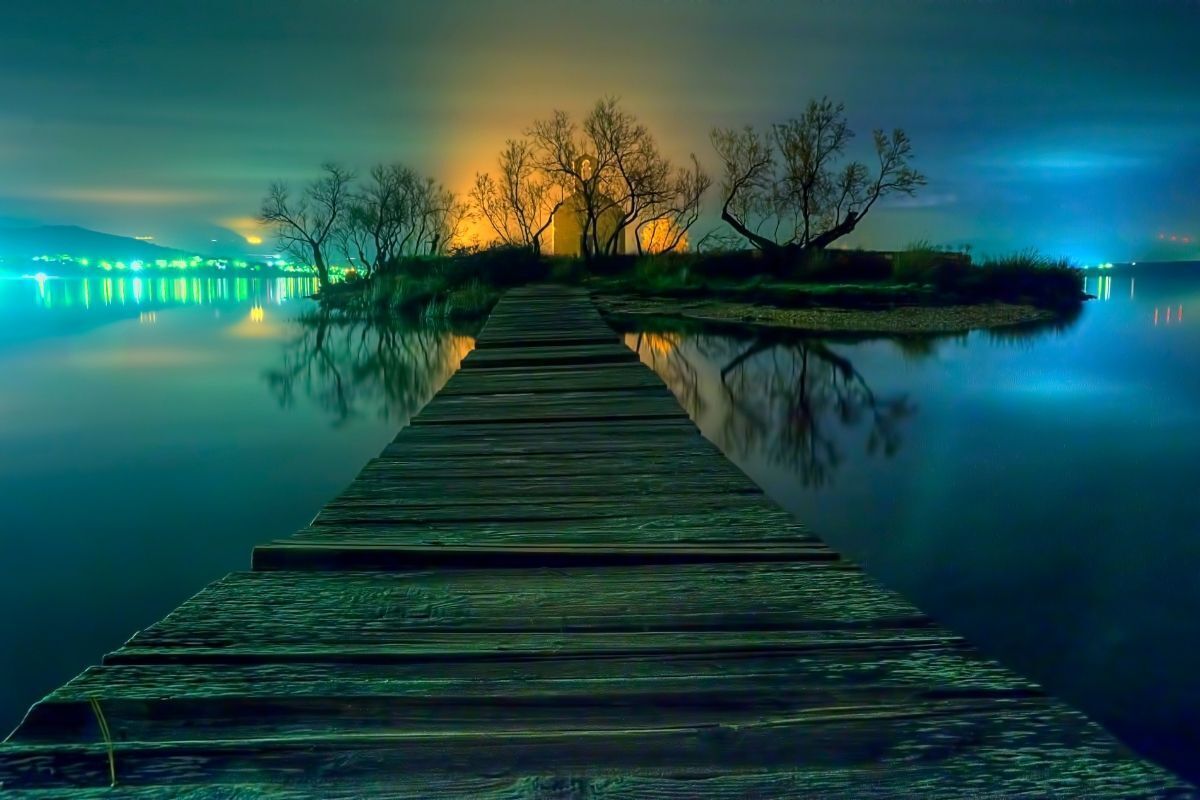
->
[336,163,420,277]
[260,162,355,289]
[635,154,712,254]
[333,166,472,272]
[530,97,678,260]
[471,138,564,255]
[711,98,925,265]
[417,180,472,256]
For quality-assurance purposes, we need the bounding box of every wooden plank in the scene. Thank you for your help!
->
[391,417,703,438]
[4,764,1196,800]
[359,452,756,479]
[103,628,966,665]
[0,704,1183,793]
[312,496,794,525]
[411,390,687,425]
[439,367,665,395]
[383,426,714,457]
[474,334,619,349]
[315,505,775,526]
[250,541,838,570]
[460,344,639,369]
[421,386,679,403]
[291,514,816,545]
[329,473,762,502]
[14,646,1037,742]
[381,435,713,457]
[110,565,929,653]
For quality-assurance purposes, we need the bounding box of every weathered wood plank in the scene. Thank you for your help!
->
[292,514,815,545]
[104,629,966,665]
[304,507,699,526]
[420,387,682,408]
[460,344,639,369]
[331,472,762,501]
[411,391,687,425]
[250,541,837,570]
[381,436,712,457]
[12,648,1040,743]
[312,495,794,524]
[392,418,702,438]
[0,705,1183,793]
[113,565,927,654]
[439,367,665,395]
[359,452,756,480]
[474,334,620,349]
[6,766,1197,800]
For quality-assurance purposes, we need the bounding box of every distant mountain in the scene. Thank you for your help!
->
[0,225,194,260]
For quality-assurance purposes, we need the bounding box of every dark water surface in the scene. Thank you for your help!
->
[624,264,1200,781]
[1,266,1197,781]
[0,274,470,732]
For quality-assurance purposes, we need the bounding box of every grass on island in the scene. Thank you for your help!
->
[316,242,1087,323]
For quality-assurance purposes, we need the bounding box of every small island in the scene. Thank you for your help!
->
[258,96,1088,335]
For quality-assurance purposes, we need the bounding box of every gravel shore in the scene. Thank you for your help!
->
[595,295,1058,334]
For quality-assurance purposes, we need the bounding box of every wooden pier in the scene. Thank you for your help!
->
[1,285,1191,797]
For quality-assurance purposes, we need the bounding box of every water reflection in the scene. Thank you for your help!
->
[6,274,319,311]
[265,313,474,425]
[626,331,915,486]
[0,275,323,351]
[621,311,1085,488]
[615,289,1200,782]
[1153,305,1184,327]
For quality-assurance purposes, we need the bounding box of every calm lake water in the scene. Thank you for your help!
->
[1,266,1197,781]
[0,273,471,734]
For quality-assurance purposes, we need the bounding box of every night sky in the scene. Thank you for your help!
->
[1,0,1198,262]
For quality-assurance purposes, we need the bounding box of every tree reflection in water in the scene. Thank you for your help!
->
[265,311,474,425]
[627,330,915,486]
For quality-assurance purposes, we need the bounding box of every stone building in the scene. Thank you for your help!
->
[551,154,627,257]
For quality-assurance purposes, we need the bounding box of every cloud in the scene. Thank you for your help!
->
[884,193,959,209]
[19,187,217,206]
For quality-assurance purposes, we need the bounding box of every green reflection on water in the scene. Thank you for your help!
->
[19,274,321,311]
[264,312,475,425]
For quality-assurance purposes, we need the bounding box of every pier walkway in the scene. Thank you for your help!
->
[0,285,1190,797]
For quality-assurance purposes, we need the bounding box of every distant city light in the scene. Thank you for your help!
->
[10,251,313,277]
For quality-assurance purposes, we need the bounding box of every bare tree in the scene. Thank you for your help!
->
[260,163,355,289]
[335,163,422,277]
[530,109,604,260]
[471,138,564,255]
[585,97,673,256]
[635,154,712,254]
[711,98,925,265]
[530,97,675,260]
[417,181,472,256]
